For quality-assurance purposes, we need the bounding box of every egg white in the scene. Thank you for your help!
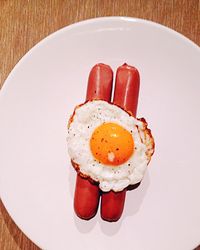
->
[67,100,154,192]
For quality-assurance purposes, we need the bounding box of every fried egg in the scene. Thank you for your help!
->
[67,100,154,192]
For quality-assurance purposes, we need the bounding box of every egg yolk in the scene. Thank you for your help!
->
[90,122,134,166]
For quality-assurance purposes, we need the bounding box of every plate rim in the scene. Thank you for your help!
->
[1,16,199,95]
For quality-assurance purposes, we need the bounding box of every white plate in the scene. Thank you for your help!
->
[0,17,200,250]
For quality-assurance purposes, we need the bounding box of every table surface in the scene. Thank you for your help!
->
[0,0,199,249]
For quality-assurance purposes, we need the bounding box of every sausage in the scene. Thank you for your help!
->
[86,63,113,101]
[113,63,140,117]
[74,175,99,219]
[100,63,140,222]
[100,190,126,222]
[74,63,113,220]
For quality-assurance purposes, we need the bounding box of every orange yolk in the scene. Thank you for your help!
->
[90,122,134,166]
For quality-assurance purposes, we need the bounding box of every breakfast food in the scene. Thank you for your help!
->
[67,63,155,221]
[68,100,153,192]
[74,64,113,220]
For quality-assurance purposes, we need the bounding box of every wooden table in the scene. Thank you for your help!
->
[0,1,199,249]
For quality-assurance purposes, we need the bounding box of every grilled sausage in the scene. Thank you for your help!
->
[74,63,113,219]
[100,63,140,222]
